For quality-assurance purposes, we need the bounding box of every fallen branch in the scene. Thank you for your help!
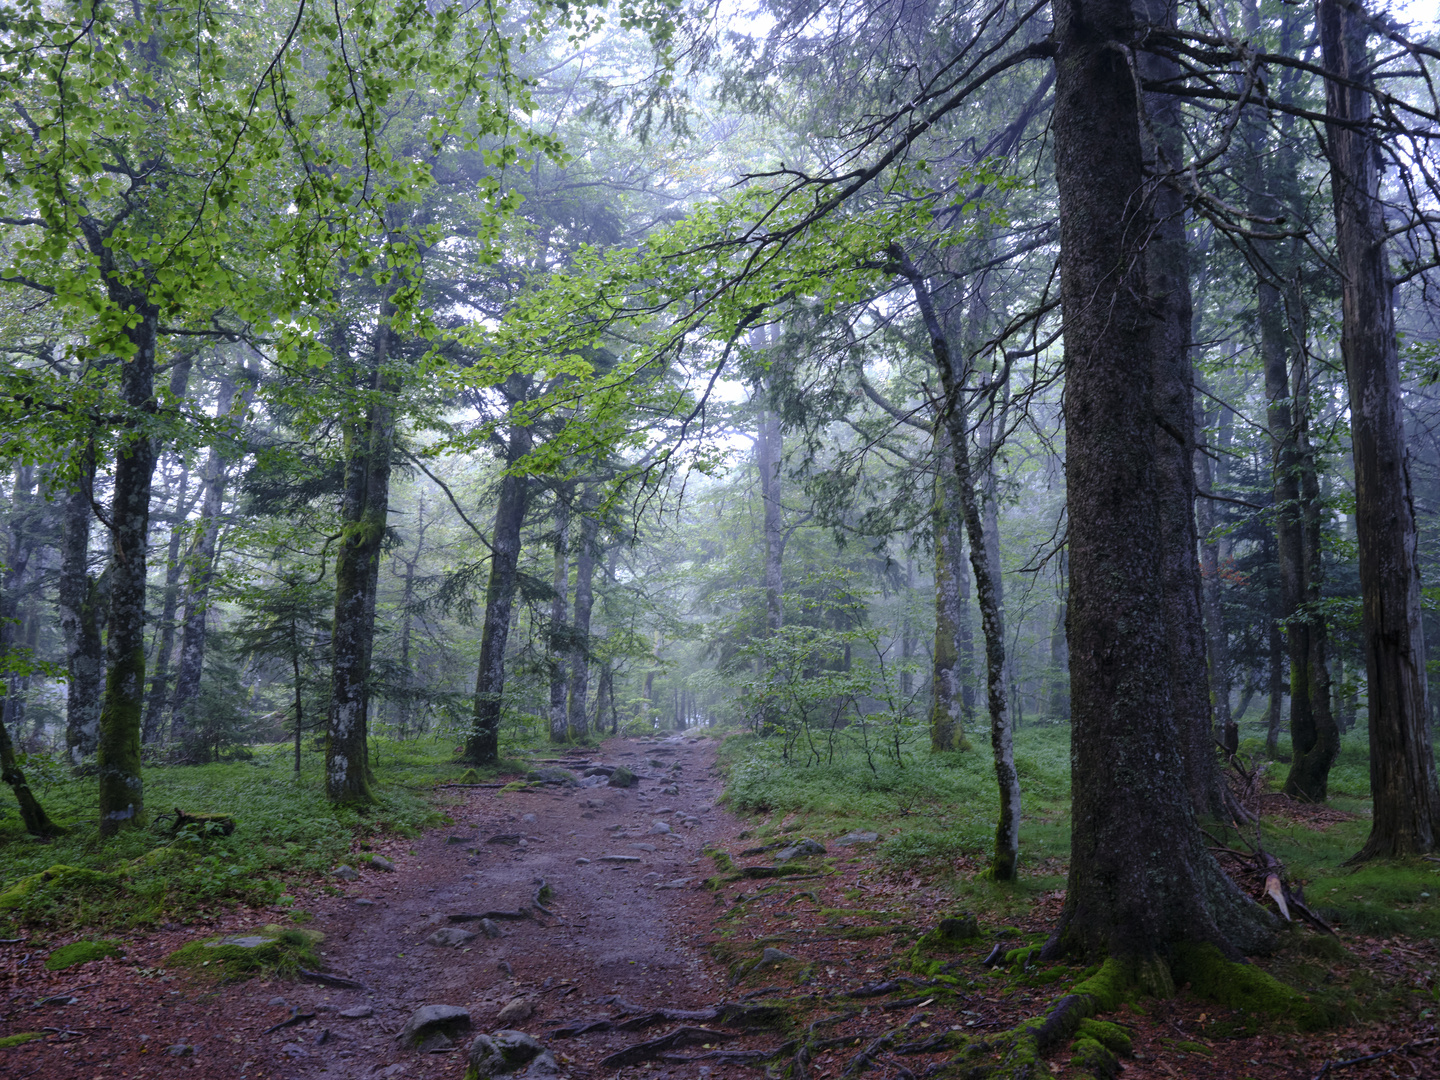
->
[262,1009,316,1034]
[449,909,531,922]
[1310,1038,1438,1079]
[435,783,508,789]
[297,968,365,990]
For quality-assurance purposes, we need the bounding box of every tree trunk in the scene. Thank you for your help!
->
[929,430,969,751]
[393,496,424,741]
[1321,0,1440,857]
[98,307,161,837]
[1267,619,1287,758]
[890,251,1017,881]
[758,403,784,638]
[465,378,533,765]
[567,495,599,740]
[169,375,241,760]
[59,457,105,767]
[327,289,402,802]
[1044,0,1269,962]
[1137,3,1222,818]
[0,468,57,836]
[1195,409,1236,758]
[141,460,191,745]
[549,490,571,743]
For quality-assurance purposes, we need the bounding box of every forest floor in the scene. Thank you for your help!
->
[3,734,1439,1080]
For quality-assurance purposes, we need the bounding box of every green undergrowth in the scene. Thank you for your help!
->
[0,737,518,933]
[717,726,1072,868]
[45,938,123,970]
[166,924,323,978]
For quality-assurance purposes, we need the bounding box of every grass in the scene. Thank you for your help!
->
[0,736,522,933]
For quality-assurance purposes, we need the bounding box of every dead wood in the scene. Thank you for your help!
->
[296,968,365,990]
[448,909,531,922]
[597,1026,738,1068]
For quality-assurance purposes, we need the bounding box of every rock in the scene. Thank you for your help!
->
[578,775,607,788]
[281,1042,308,1059]
[598,855,640,863]
[332,865,360,880]
[654,807,674,814]
[629,843,656,852]
[478,919,502,939]
[447,836,478,845]
[682,818,698,828]
[527,768,576,786]
[379,1065,408,1078]
[467,1030,555,1078]
[399,1004,471,1048]
[606,767,636,788]
[339,1005,373,1019]
[574,857,591,865]
[583,765,615,776]
[649,821,672,835]
[656,878,692,890]
[756,947,796,968]
[369,855,397,873]
[833,831,879,846]
[268,996,288,1007]
[775,837,826,862]
[166,1043,193,1056]
[488,834,523,846]
[496,997,534,1024]
[355,898,377,906]
[661,784,679,795]
[521,813,536,823]
[426,927,477,948]
[643,872,662,883]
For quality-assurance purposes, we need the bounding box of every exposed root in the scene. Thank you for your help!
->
[597,1025,738,1068]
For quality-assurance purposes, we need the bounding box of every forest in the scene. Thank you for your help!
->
[2,0,1440,1070]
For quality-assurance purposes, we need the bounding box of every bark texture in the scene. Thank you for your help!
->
[141,461,191,745]
[465,377,533,764]
[59,461,105,767]
[549,491,571,743]
[1047,0,1270,960]
[1320,0,1440,857]
[930,430,971,751]
[567,495,600,740]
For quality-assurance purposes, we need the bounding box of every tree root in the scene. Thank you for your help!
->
[597,1026,739,1068]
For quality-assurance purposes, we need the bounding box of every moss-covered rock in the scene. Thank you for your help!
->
[1074,1018,1132,1056]
[0,865,121,915]
[45,940,123,970]
[607,766,635,788]
[1070,1035,1121,1079]
[0,1032,45,1047]
[458,769,481,784]
[916,914,981,952]
[166,924,322,978]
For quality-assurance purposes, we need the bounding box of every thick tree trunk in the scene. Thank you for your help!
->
[1195,413,1236,757]
[1045,0,1270,961]
[59,459,105,767]
[1321,0,1440,857]
[327,292,402,802]
[465,383,533,764]
[567,497,599,740]
[98,308,161,837]
[548,491,571,743]
[891,251,1017,881]
[930,430,970,751]
[141,461,190,745]
[169,376,241,760]
[1137,5,1222,818]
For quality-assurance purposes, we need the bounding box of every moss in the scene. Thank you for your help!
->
[916,914,981,952]
[498,781,528,793]
[1074,1019,1132,1056]
[45,939,122,970]
[0,1032,45,1047]
[1071,957,1134,1011]
[458,769,480,783]
[704,846,736,873]
[1070,1035,1120,1079]
[1165,1039,1211,1055]
[166,925,322,977]
[0,865,122,914]
[1173,942,1326,1029]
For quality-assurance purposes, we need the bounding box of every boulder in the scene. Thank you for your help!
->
[774,837,826,862]
[399,1004,471,1049]
[332,865,360,881]
[649,821,672,835]
[496,997,533,1024]
[833,831,879,846]
[606,767,636,788]
[466,1030,558,1079]
[427,927,477,948]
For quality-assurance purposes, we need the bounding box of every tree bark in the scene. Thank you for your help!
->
[1195,407,1236,758]
[465,376,533,764]
[327,286,402,802]
[169,374,241,760]
[1045,0,1270,961]
[1320,0,1440,857]
[758,403,784,638]
[0,468,58,836]
[567,493,600,740]
[141,460,191,745]
[59,455,105,767]
[549,489,571,743]
[930,429,970,751]
[97,306,161,837]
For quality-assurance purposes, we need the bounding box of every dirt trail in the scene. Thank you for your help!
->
[1,735,747,1080]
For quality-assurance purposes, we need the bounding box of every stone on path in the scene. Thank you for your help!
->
[598,855,640,863]
[468,1030,558,1079]
[775,837,826,862]
[629,843,656,852]
[426,927,477,948]
[354,898,377,906]
[575,857,590,865]
[656,878,692,890]
[607,767,636,788]
[332,865,359,880]
[496,996,534,1023]
[757,946,796,968]
[478,918,502,939]
[369,855,397,872]
[649,821,672,835]
[339,1005,373,1019]
[399,1004,471,1049]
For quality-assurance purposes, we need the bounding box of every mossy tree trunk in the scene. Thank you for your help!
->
[327,286,402,804]
[930,430,971,751]
[1044,0,1271,961]
[97,304,161,838]
[59,453,106,768]
[548,486,571,743]
[464,375,534,765]
[1321,0,1440,858]
[140,459,191,745]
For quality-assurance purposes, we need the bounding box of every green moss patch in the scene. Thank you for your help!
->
[45,939,123,970]
[1173,942,1327,1029]
[166,924,322,978]
[0,865,122,918]
[0,1032,45,1048]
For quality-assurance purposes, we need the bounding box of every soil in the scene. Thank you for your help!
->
[3,734,1439,1080]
